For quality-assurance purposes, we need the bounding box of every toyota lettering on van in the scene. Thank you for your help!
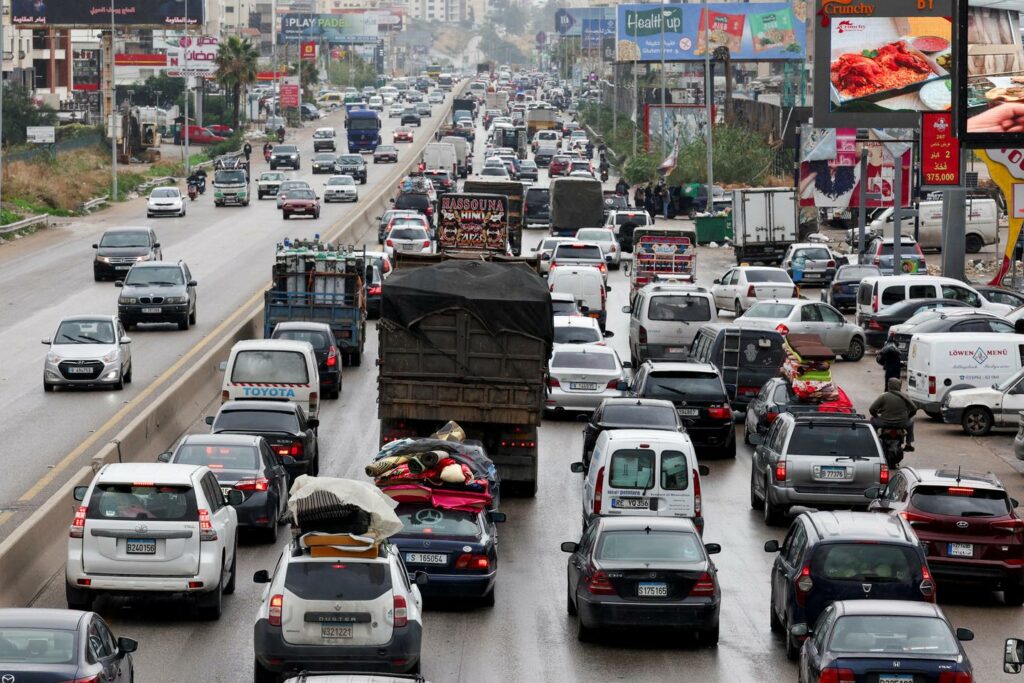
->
[233,385,300,398]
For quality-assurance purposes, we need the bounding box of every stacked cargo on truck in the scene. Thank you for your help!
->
[549,176,603,237]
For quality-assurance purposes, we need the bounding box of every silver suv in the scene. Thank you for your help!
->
[750,414,887,526]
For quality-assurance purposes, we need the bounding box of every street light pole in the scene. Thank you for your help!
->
[110,0,117,201]
[702,0,713,212]
[659,0,666,160]
[184,0,190,177]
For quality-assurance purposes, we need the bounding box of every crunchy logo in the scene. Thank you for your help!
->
[818,0,875,27]
[834,19,865,33]
[932,117,949,133]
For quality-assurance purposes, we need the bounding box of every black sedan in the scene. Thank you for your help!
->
[311,153,338,174]
[0,608,137,680]
[373,144,399,163]
[401,108,421,127]
[562,517,721,644]
[269,321,342,399]
[162,433,290,543]
[823,264,880,311]
[206,400,319,477]
[392,503,506,605]
[581,398,683,467]
[795,600,974,683]
[862,298,971,348]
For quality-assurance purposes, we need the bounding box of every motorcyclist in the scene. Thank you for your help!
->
[243,141,252,161]
[598,153,609,173]
[277,125,286,143]
[615,177,629,196]
[869,378,917,452]
[263,141,273,161]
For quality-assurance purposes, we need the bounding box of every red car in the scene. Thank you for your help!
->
[179,124,226,145]
[393,127,414,143]
[281,189,321,220]
[548,155,571,176]
[868,467,1024,605]
[207,124,234,137]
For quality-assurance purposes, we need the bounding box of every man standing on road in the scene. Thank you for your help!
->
[876,341,902,391]
[869,377,917,452]
[634,184,644,209]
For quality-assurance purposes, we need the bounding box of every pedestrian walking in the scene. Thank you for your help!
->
[876,341,902,391]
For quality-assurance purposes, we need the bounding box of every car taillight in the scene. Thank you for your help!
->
[775,323,789,335]
[422,240,431,248]
[867,318,883,330]
[689,571,716,596]
[794,565,813,605]
[607,379,621,389]
[928,375,936,395]
[638,325,648,344]
[393,594,408,627]
[269,594,283,626]
[235,478,270,492]
[326,346,338,367]
[368,284,381,296]
[425,206,433,216]
[385,239,394,247]
[455,553,490,570]
[69,505,87,539]
[693,468,702,519]
[774,460,786,483]
[548,377,560,388]
[594,466,605,515]
[920,564,936,601]
[898,509,932,525]
[818,668,855,683]
[586,569,616,595]
[766,410,779,423]
[747,285,756,297]
[993,518,1024,533]
[59,676,101,683]
[221,389,229,403]
[826,260,836,268]
[199,509,217,541]
[598,262,607,273]
[309,391,318,415]
[872,293,879,312]
[938,672,973,683]
[708,405,731,420]
[880,464,889,486]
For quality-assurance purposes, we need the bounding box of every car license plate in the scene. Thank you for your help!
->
[569,382,598,390]
[897,342,907,350]
[611,497,649,510]
[638,582,668,597]
[142,307,161,314]
[321,624,353,639]
[666,347,684,354]
[677,408,699,417]
[816,466,849,480]
[405,553,446,565]
[67,366,93,374]
[115,265,131,270]
[948,542,974,558]
[126,538,156,554]
[879,676,913,683]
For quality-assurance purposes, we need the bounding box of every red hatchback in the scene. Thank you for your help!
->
[281,189,321,220]
[868,467,1024,605]
[393,127,414,143]
[548,155,571,177]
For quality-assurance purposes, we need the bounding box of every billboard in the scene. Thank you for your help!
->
[920,112,961,188]
[281,13,379,44]
[798,128,913,209]
[555,7,615,38]
[813,0,953,128]
[334,8,403,32]
[959,0,1024,146]
[643,104,710,152]
[615,2,805,63]
[280,78,300,108]
[11,0,204,27]
[160,34,219,76]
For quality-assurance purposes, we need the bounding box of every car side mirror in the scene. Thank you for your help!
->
[560,541,579,553]
[226,489,245,506]
[621,305,631,313]
[120,336,131,345]
[117,637,138,654]
[92,243,98,249]
[308,418,320,429]
[956,627,974,642]
[578,305,590,313]
[704,543,721,555]
[790,623,809,638]
[73,486,88,502]
[204,416,215,426]
[153,243,160,248]
[603,330,614,338]
[157,452,172,463]
[488,511,507,523]
[615,380,629,392]
[188,280,197,287]
[698,465,710,476]
[253,569,271,584]
[1012,498,1020,508]
[390,198,395,204]
[764,540,780,553]
[114,281,124,288]
[713,278,721,284]
[41,338,51,345]
[414,571,429,586]
[1005,637,1024,674]
[365,265,374,283]
[864,486,882,500]
[569,461,585,474]
[605,285,611,292]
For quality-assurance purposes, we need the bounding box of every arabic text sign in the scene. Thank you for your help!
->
[555,7,615,38]
[161,34,219,76]
[920,112,960,188]
[280,78,301,109]
[26,126,55,143]
[11,0,204,27]
[281,13,379,44]
[615,2,805,62]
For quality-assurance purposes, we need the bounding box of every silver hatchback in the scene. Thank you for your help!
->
[736,299,866,362]
[43,315,133,391]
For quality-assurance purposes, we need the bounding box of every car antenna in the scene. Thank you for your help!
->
[956,466,962,486]
[644,525,652,535]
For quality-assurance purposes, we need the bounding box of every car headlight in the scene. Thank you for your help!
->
[96,255,112,263]
[290,154,297,158]
[101,349,119,363]
[136,255,151,262]
[119,297,138,304]
[47,351,62,363]
[164,296,187,304]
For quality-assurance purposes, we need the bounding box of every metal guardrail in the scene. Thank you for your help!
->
[137,176,175,192]
[0,214,49,236]
[79,195,109,212]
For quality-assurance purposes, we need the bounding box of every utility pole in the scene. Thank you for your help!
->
[702,0,713,212]
[110,0,117,201]
[184,0,191,177]
[1,9,5,207]
[659,0,666,160]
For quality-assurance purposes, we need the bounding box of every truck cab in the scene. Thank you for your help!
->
[345,110,382,153]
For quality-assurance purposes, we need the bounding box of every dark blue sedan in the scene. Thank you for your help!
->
[392,503,505,606]
[824,264,880,312]
[794,600,974,683]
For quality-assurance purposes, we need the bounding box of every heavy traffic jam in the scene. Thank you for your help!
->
[6,47,1024,683]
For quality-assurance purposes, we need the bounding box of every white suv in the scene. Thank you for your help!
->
[66,462,241,620]
[253,540,426,680]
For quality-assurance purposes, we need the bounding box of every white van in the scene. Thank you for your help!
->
[548,266,609,331]
[869,198,999,254]
[625,283,717,366]
[855,275,1011,327]
[422,142,458,178]
[570,429,707,532]
[906,332,1024,416]
[221,340,320,420]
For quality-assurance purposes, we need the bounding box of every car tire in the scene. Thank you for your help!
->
[263,517,279,545]
[189,304,197,326]
[66,584,94,611]
[734,299,744,316]
[124,364,132,384]
[785,622,801,661]
[719,437,736,459]
[197,577,223,621]
[699,624,719,647]
[743,426,753,446]
[112,376,124,391]
[178,315,190,331]
[763,481,784,526]
[350,351,362,367]
[43,382,55,392]
[1004,586,1024,606]
[480,588,496,607]
[314,211,320,219]
[283,212,290,220]
[965,233,984,254]
[750,467,763,510]
[566,583,577,615]
[224,545,237,595]
[254,658,276,683]
[841,337,865,362]
[576,616,593,643]
[961,406,994,437]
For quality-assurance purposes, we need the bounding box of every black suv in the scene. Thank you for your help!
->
[393,192,433,227]
[401,107,422,127]
[629,360,736,458]
[269,321,342,399]
[116,260,197,330]
[764,510,933,660]
[334,154,368,184]
[525,186,550,226]
[581,397,683,467]
[93,226,161,281]
[269,144,300,170]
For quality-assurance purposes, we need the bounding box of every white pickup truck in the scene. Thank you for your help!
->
[256,171,286,200]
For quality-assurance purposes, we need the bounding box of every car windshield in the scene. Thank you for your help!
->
[576,229,613,242]
[551,351,617,370]
[313,130,333,138]
[99,231,149,248]
[281,182,308,191]
[792,248,831,261]
[554,324,601,344]
[214,409,300,434]
[338,156,362,164]
[274,329,329,350]
[86,483,198,521]
[482,168,507,176]
[827,616,958,655]
[389,227,428,240]
[745,270,792,283]
[55,320,115,344]
[787,424,878,459]
[231,350,309,384]
[910,485,1011,517]
[646,372,725,401]
[275,146,298,154]
[395,504,480,537]
[555,245,602,260]
[328,177,355,186]
[0,628,76,664]
[813,543,917,584]
[614,214,648,225]
[648,295,712,322]
[377,146,397,153]
[151,188,179,198]
[125,266,184,286]
[215,170,246,184]
[289,190,315,200]
[596,530,703,562]
[744,303,795,319]
[315,154,335,161]
[173,443,260,470]
[261,173,284,181]
[838,266,879,280]
[552,301,579,316]
[602,403,678,427]
[877,242,923,257]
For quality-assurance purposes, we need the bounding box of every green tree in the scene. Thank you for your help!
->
[327,55,377,90]
[214,36,259,130]
[502,4,527,35]
[116,72,185,108]
[1,85,57,147]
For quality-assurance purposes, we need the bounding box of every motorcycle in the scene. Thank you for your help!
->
[877,426,906,469]
[600,168,609,182]
[187,182,198,201]
[277,129,286,143]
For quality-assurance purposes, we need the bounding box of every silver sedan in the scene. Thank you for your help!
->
[735,298,866,361]
[545,345,629,413]
[575,227,622,269]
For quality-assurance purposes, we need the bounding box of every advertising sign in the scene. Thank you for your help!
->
[162,34,219,76]
[813,0,953,128]
[959,0,1024,146]
[582,18,615,50]
[26,126,55,143]
[301,41,317,61]
[279,77,301,109]
[281,13,379,44]
[616,2,806,62]
[920,112,961,188]
[798,127,913,209]
[978,149,1024,283]
[11,0,204,27]
[643,104,710,152]
[335,9,403,32]
[114,53,167,66]
[437,194,509,252]
[555,7,614,38]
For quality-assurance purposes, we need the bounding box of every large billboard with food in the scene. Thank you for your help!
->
[959,0,1024,145]
[11,0,204,26]
[615,2,806,63]
[813,0,953,128]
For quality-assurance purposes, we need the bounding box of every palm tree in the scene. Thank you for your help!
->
[290,60,320,101]
[214,36,259,130]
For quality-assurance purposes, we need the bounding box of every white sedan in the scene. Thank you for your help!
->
[575,227,621,269]
[147,187,185,218]
[323,175,359,203]
[545,345,628,413]
[388,103,404,118]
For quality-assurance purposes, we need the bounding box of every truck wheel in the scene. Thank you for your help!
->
[965,234,984,254]
[350,351,362,367]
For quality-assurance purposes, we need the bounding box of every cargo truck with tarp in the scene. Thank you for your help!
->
[549,176,604,237]
[378,260,553,495]
[264,238,369,366]
[436,193,509,254]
